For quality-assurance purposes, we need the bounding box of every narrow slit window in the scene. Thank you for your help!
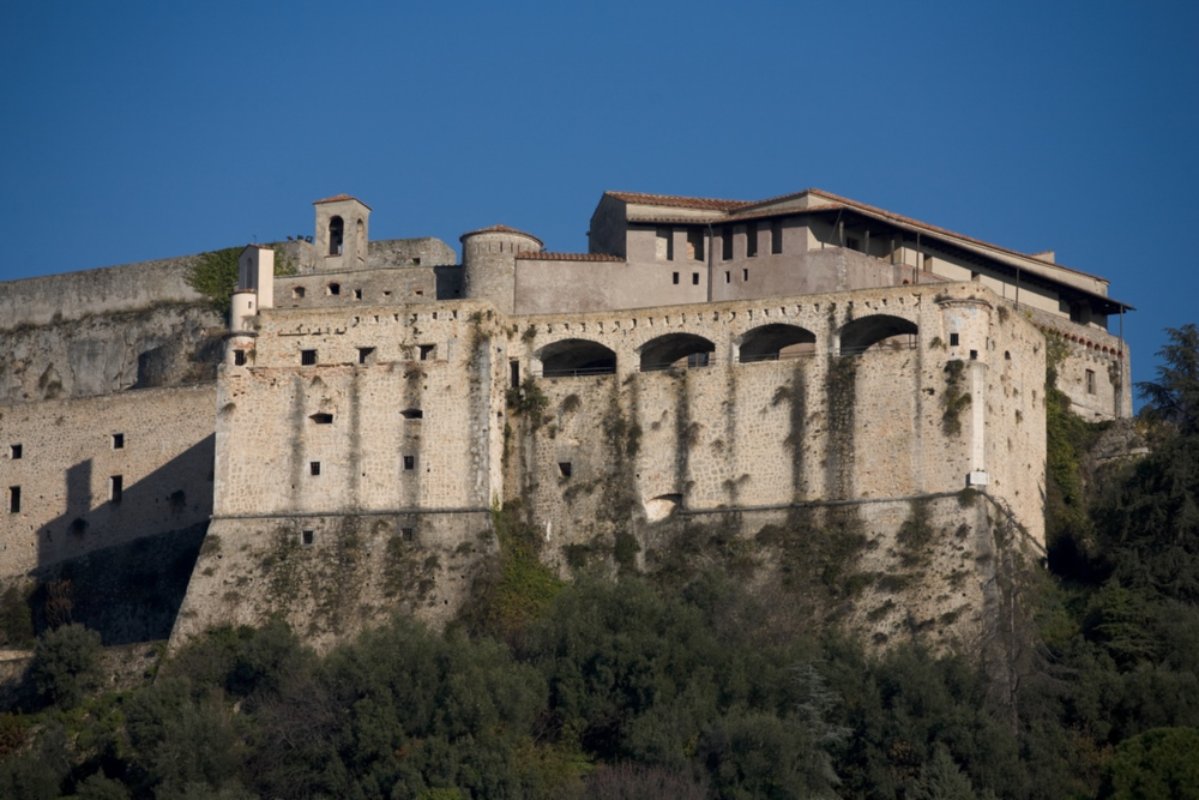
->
[510,359,520,389]
[301,349,317,366]
[112,433,125,450]
[742,268,749,281]
[721,226,733,260]
[109,475,123,504]
[10,444,21,460]
[310,461,321,476]
[8,486,19,513]
[1085,369,1096,394]
[724,271,731,284]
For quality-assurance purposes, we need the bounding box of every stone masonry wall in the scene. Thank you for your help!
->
[0,385,216,577]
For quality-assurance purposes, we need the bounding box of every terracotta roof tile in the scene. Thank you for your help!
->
[606,190,753,212]
[516,252,624,262]
[313,194,370,208]
[460,224,543,246]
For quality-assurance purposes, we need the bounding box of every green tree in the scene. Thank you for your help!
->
[29,623,102,709]
[1100,727,1199,800]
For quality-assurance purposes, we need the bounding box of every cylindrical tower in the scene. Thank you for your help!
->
[460,225,543,314]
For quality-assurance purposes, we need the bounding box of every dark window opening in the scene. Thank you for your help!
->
[112,433,125,450]
[401,527,415,542]
[301,530,315,546]
[1086,369,1096,394]
[358,347,375,365]
[170,490,186,511]
[1004,351,1011,360]
[687,228,704,261]
[310,412,334,424]
[413,257,422,265]
[353,288,362,300]
[310,461,321,476]
[70,517,87,534]
[691,272,700,285]
[8,486,19,514]
[743,268,749,281]
[970,350,978,360]
[672,272,680,285]
[110,475,123,504]
[558,462,573,478]
[292,286,306,299]
[403,455,416,471]
[329,216,344,255]
[771,220,783,254]
[538,339,617,377]
[640,333,716,372]
[949,333,960,347]
[724,271,731,284]
[401,408,424,420]
[510,359,520,388]
[845,236,860,252]
[722,226,733,260]
[327,282,341,296]
[10,444,21,460]
[746,225,758,257]
[234,350,247,366]
[419,344,436,361]
[301,349,317,366]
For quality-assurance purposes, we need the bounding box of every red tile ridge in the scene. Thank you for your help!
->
[313,193,371,209]
[516,252,624,262]
[606,190,753,212]
[461,224,544,246]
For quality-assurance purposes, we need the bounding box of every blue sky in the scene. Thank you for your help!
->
[1,1,1196,393]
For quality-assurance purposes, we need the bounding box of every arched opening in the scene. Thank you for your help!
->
[839,314,918,355]
[640,333,715,372]
[356,218,365,258]
[538,339,616,377]
[739,323,817,363]
[328,216,344,256]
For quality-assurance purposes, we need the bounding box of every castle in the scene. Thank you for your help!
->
[0,188,1132,652]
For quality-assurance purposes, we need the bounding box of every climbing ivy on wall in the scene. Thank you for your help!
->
[187,246,297,314]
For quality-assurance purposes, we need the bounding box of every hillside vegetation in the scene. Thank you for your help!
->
[1,326,1197,800]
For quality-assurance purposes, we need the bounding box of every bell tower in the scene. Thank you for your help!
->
[313,194,371,272]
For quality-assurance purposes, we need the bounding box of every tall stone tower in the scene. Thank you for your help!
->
[313,194,371,272]
[460,225,542,314]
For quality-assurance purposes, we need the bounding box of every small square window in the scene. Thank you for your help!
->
[310,461,321,476]
[353,288,362,300]
[301,530,315,546]
[110,475,123,504]
[558,462,573,478]
[419,344,436,361]
[112,433,125,450]
[401,527,415,542]
[949,333,960,347]
[358,347,375,365]
[691,272,700,285]
[8,486,19,514]
[403,455,416,471]
[327,283,341,296]
[970,350,978,360]
[301,349,317,366]
[10,444,21,460]
[292,286,306,299]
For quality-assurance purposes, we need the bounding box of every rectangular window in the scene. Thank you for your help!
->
[724,271,731,284]
[301,349,317,366]
[112,433,125,450]
[510,360,520,389]
[8,486,19,514]
[401,527,415,542]
[743,268,749,281]
[656,228,674,261]
[722,226,733,260]
[672,272,680,285]
[301,530,315,546]
[1086,369,1096,394]
[558,462,573,478]
[419,344,436,361]
[234,350,247,366]
[10,444,21,460]
[353,288,362,300]
[358,347,375,365]
[403,455,416,471]
[771,220,783,254]
[310,461,321,476]
[923,253,932,270]
[746,225,758,257]
[686,229,704,261]
[109,475,123,504]
[691,272,700,285]
[949,333,960,346]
